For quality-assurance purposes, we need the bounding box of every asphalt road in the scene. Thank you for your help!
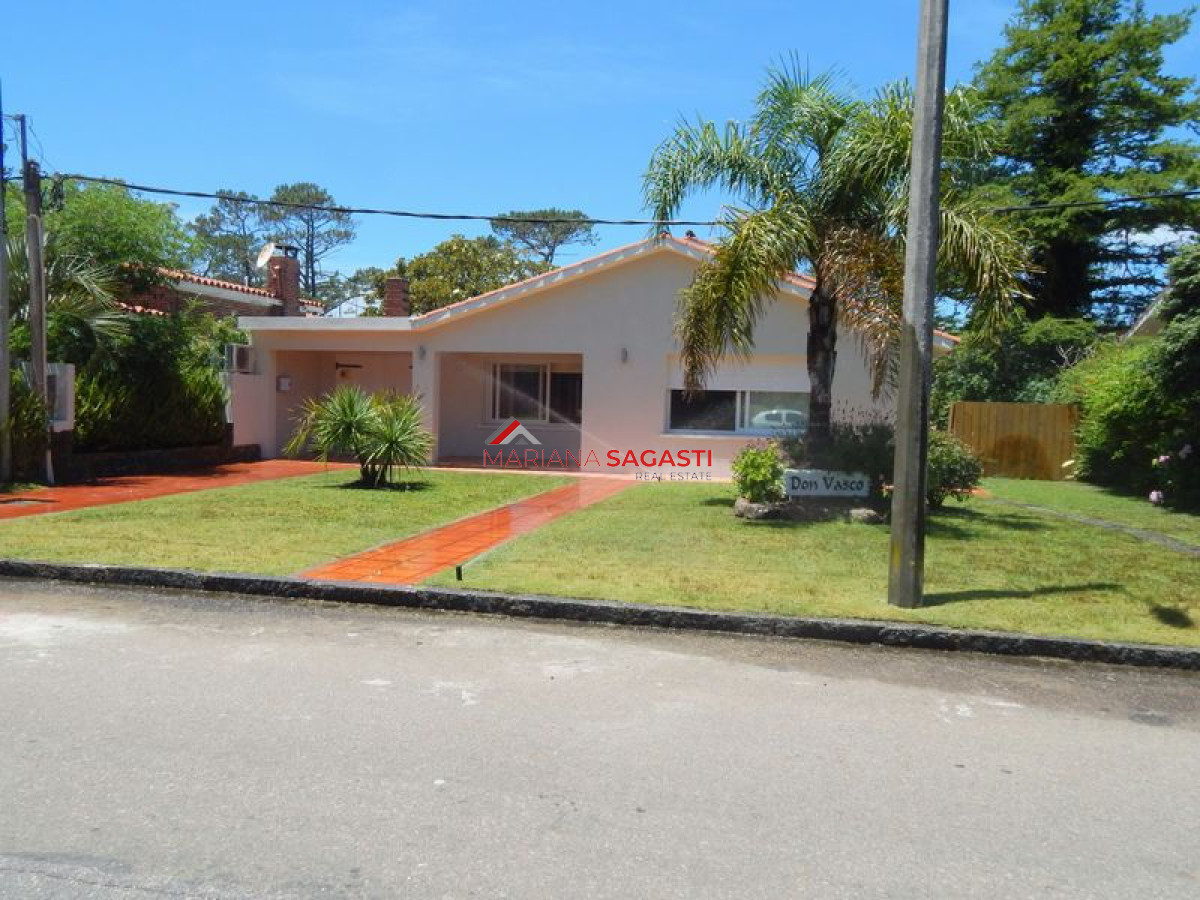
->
[1,579,1198,899]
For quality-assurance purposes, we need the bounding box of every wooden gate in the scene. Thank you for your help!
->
[948,402,1079,481]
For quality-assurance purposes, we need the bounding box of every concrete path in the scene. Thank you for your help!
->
[304,477,630,584]
[1,579,1197,899]
[0,460,351,521]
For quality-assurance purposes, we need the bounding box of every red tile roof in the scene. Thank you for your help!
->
[160,269,279,299]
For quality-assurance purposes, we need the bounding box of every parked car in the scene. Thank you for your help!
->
[749,409,807,432]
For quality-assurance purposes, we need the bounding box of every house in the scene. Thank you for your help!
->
[124,248,324,319]
[228,234,958,476]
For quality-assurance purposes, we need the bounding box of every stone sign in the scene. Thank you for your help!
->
[783,469,871,498]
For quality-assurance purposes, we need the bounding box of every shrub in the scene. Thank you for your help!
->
[5,371,48,482]
[72,309,234,452]
[780,406,895,495]
[931,313,1098,426]
[731,440,785,503]
[925,430,983,507]
[285,386,433,487]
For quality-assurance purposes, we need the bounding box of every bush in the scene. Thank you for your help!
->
[731,440,786,502]
[925,430,983,507]
[779,409,979,508]
[72,310,232,452]
[931,313,1098,426]
[780,407,895,496]
[5,371,48,482]
[285,386,433,487]
[1049,244,1200,509]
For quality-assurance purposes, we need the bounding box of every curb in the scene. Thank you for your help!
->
[1,558,1198,671]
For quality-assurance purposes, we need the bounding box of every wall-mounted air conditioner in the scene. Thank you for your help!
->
[224,344,257,374]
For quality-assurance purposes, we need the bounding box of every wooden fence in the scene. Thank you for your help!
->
[947,402,1079,481]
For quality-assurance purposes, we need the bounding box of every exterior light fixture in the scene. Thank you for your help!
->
[620,347,629,363]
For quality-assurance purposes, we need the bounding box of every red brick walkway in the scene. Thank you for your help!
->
[0,460,351,521]
[304,477,631,585]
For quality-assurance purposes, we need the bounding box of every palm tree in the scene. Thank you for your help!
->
[644,64,1029,448]
[5,232,126,366]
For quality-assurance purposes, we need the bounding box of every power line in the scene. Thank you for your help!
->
[989,189,1200,214]
[51,173,725,227]
[43,171,1200,227]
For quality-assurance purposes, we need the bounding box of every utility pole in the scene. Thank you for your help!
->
[887,0,949,608]
[22,141,53,484]
[0,87,11,483]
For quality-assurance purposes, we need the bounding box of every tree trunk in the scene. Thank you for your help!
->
[806,286,837,455]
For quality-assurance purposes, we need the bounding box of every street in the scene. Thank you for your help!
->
[1,579,1198,899]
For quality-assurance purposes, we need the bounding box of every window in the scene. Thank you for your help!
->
[742,390,809,434]
[493,364,547,421]
[669,390,738,431]
[668,389,810,434]
[549,372,583,424]
[492,364,583,424]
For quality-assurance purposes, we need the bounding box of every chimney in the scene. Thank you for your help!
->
[267,248,302,316]
[382,276,410,316]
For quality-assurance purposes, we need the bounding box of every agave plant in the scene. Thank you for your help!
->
[644,61,1030,449]
[284,385,433,487]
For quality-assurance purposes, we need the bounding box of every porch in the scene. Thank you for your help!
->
[435,352,583,464]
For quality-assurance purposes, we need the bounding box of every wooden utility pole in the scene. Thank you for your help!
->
[22,155,53,484]
[0,87,11,483]
[887,0,949,608]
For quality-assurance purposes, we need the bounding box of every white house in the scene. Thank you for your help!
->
[229,234,957,476]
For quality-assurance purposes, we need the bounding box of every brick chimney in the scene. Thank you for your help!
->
[382,276,410,316]
[267,249,302,316]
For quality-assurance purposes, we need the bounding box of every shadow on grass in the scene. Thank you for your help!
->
[332,480,432,492]
[700,496,736,508]
[924,581,1122,605]
[927,505,1050,539]
[1150,604,1196,629]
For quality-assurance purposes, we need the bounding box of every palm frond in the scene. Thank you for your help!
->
[676,203,814,391]
[936,200,1031,337]
[642,119,789,228]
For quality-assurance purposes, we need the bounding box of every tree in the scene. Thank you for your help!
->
[930,313,1098,426]
[191,191,268,286]
[974,0,1200,321]
[259,183,356,299]
[42,181,195,291]
[395,235,550,315]
[644,64,1029,447]
[5,231,126,368]
[490,208,597,265]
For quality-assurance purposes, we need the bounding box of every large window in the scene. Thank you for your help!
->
[668,389,809,434]
[492,364,582,424]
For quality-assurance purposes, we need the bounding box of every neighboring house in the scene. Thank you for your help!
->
[229,234,957,475]
[123,249,323,319]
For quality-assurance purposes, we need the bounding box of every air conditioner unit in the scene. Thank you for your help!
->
[224,344,257,374]
[48,362,75,432]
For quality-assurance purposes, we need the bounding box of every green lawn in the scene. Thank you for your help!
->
[0,469,570,575]
[983,477,1200,546]
[431,480,1200,647]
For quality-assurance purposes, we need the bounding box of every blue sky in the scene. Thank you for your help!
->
[4,0,1198,276]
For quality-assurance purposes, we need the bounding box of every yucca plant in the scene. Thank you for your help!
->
[644,60,1030,450]
[284,386,432,487]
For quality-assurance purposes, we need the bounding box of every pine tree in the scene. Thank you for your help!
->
[974,0,1199,321]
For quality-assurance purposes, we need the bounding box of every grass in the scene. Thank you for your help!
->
[0,469,570,575]
[430,480,1200,647]
[982,477,1200,546]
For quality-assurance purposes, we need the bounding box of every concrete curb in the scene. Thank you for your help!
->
[2,558,1198,671]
